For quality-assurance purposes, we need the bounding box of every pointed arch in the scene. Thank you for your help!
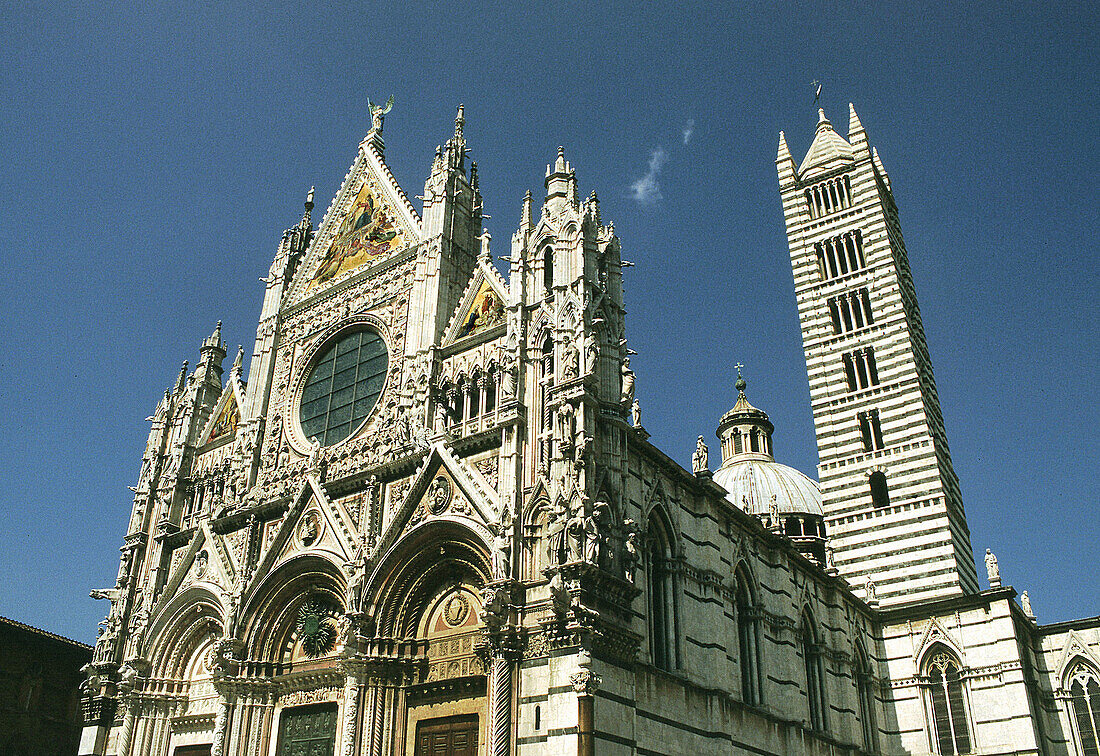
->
[1065,660,1100,756]
[733,561,762,705]
[800,607,827,731]
[854,638,877,751]
[645,503,678,671]
[921,643,972,756]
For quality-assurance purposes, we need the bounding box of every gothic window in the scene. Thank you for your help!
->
[859,410,885,453]
[484,370,496,413]
[1067,663,1100,756]
[815,230,866,280]
[925,651,971,755]
[543,245,554,295]
[801,611,827,731]
[843,347,880,392]
[647,511,677,671]
[828,288,874,335]
[855,643,877,752]
[869,471,890,508]
[734,568,762,706]
[299,327,388,446]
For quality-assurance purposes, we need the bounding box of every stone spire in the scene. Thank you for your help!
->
[848,102,867,149]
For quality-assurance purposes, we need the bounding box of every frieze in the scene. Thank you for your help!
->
[279,685,342,707]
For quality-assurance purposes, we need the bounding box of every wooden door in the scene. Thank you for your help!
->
[174,747,212,756]
[277,703,338,756]
[415,714,479,756]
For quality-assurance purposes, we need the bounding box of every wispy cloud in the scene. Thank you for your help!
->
[630,147,669,205]
[681,118,695,145]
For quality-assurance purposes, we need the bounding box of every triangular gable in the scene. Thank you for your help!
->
[913,616,965,666]
[248,476,356,588]
[443,260,509,346]
[1056,630,1100,682]
[150,521,235,621]
[375,442,500,558]
[289,141,422,303]
[200,383,242,446]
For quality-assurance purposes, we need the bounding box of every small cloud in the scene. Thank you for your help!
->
[630,146,669,205]
[681,118,695,145]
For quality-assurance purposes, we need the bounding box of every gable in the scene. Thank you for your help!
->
[205,391,239,445]
[443,260,509,346]
[289,141,422,304]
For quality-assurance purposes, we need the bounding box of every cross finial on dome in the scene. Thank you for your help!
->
[734,363,746,394]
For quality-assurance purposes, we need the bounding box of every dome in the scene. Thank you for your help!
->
[712,457,823,518]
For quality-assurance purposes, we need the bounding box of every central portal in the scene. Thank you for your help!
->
[415,714,479,756]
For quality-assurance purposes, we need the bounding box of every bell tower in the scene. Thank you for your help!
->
[777,105,980,605]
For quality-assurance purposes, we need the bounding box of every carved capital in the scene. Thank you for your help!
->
[570,670,601,696]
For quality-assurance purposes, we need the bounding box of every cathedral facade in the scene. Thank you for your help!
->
[79,102,1100,756]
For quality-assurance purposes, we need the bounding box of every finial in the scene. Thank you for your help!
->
[734,362,746,393]
[175,360,190,391]
[233,345,244,373]
[817,108,828,125]
[520,190,533,229]
[455,104,465,137]
[305,186,315,211]
[555,146,566,173]
[470,160,479,191]
[812,79,822,106]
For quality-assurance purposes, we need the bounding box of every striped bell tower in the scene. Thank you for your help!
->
[777,105,980,606]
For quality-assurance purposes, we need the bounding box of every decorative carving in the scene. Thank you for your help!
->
[298,511,322,547]
[570,669,601,696]
[296,600,337,657]
[443,594,471,627]
[427,476,452,515]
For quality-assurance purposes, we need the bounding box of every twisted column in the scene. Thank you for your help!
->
[487,655,513,756]
[211,695,230,756]
[115,698,137,756]
[342,675,362,756]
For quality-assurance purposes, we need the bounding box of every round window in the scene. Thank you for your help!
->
[298,328,388,446]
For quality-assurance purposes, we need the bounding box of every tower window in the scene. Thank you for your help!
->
[858,410,885,452]
[843,347,880,391]
[815,230,866,281]
[828,288,874,335]
[735,570,762,706]
[869,471,890,508]
[804,176,853,219]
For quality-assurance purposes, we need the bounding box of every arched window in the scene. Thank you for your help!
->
[647,511,677,671]
[870,471,890,508]
[1067,663,1100,756]
[801,611,827,731]
[735,568,762,706]
[925,650,971,755]
[855,643,877,751]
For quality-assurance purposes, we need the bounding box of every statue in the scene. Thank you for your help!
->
[985,548,1000,586]
[1021,590,1034,618]
[631,399,641,427]
[546,500,568,568]
[623,521,639,584]
[584,331,599,374]
[566,508,586,563]
[692,436,708,473]
[367,95,394,133]
[620,357,635,409]
[308,437,322,469]
[562,343,580,380]
[865,577,877,603]
[492,526,511,580]
[591,499,611,567]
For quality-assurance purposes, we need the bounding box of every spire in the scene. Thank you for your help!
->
[301,186,315,228]
[470,161,479,191]
[848,102,866,145]
[776,130,797,184]
[454,104,465,139]
[519,190,533,232]
[798,107,854,179]
[175,361,189,393]
[545,147,572,204]
[777,131,792,163]
[872,146,891,190]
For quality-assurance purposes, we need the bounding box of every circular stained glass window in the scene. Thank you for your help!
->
[299,328,388,446]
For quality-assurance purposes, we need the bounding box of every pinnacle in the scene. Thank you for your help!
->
[778,131,792,162]
[848,103,864,139]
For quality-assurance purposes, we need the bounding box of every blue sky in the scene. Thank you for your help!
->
[1,2,1096,642]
